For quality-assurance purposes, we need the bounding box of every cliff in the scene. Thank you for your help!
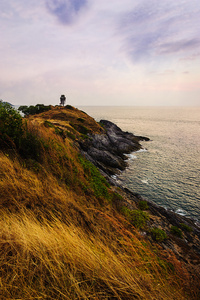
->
[78,110,200,277]
[80,119,149,175]
[0,103,199,299]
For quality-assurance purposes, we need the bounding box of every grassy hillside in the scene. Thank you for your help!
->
[0,104,199,299]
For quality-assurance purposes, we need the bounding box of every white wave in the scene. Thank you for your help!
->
[126,148,147,161]
[195,221,200,228]
[126,153,137,160]
[136,148,147,153]
[141,178,149,185]
[175,208,187,216]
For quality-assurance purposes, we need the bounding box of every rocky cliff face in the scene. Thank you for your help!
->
[79,119,200,280]
[79,119,149,175]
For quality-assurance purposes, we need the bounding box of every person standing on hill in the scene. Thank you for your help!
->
[60,95,66,106]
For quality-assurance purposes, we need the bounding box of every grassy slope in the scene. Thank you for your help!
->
[0,106,198,299]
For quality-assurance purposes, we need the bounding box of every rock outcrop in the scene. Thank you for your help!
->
[79,120,149,175]
[80,119,200,278]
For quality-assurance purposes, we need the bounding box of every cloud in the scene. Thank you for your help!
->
[118,0,200,62]
[158,39,200,55]
[45,0,88,24]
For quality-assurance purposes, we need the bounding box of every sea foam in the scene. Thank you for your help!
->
[175,208,187,216]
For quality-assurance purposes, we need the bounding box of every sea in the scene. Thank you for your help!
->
[79,106,200,223]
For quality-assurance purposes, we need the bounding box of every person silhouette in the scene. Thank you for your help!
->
[60,95,66,106]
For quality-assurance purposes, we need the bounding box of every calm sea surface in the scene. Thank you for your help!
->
[79,106,200,222]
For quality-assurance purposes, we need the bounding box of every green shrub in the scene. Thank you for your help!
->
[77,117,85,123]
[170,226,183,238]
[122,207,149,230]
[150,227,167,242]
[18,104,51,116]
[66,131,76,140]
[179,223,192,233]
[121,206,131,217]
[0,101,23,148]
[78,155,110,199]
[0,102,44,160]
[138,200,149,210]
[131,210,149,229]
[70,123,89,135]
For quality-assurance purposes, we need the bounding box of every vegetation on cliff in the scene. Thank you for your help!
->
[0,103,199,299]
[18,104,52,116]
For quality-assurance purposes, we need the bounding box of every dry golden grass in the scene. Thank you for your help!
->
[0,210,192,300]
[29,105,103,135]
[0,151,196,299]
[0,108,199,299]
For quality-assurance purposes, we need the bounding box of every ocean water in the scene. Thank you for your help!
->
[79,106,200,222]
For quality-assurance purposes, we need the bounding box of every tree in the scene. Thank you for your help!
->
[18,104,51,116]
[0,101,23,148]
[18,105,29,116]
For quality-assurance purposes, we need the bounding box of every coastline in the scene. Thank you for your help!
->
[80,119,200,272]
[80,105,200,222]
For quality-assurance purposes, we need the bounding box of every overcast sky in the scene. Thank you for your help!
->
[1,0,200,106]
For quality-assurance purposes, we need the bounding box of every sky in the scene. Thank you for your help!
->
[0,0,200,106]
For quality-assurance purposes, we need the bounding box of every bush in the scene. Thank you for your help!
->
[77,117,85,123]
[78,155,110,199]
[122,207,149,230]
[150,227,167,242]
[18,104,51,116]
[66,131,76,140]
[131,210,149,229]
[0,101,23,148]
[0,102,43,159]
[170,226,183,238]
[138,200,149,210]
[70,123,89,135]
[180,223,192,233]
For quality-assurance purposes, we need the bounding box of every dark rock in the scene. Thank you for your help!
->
[79,120,149,175]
